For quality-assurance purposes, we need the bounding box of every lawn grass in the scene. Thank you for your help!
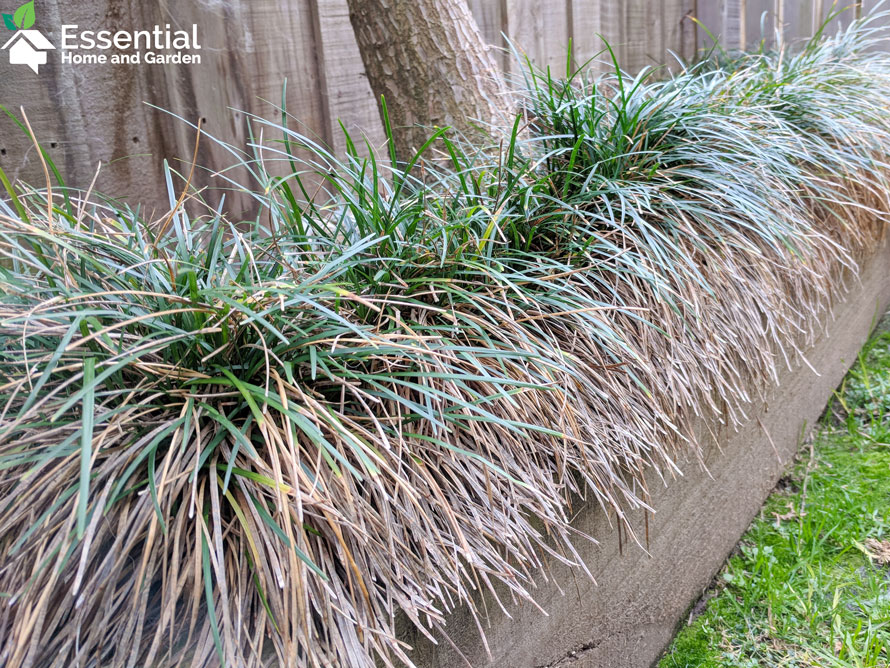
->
[659,319,890,667]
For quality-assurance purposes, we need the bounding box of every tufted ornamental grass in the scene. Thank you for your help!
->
[2,8,890,667]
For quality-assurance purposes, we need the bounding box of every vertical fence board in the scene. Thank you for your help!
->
[862,0,890,49]
[780,0,813,46]
[724,0,745,48]
[541,1,571,75]
[661,0,693,65]
[822,0,855,36]
[697,0,725,49]
[651,1,667,69]
[1,2,168,208]
[746,0,776,48]
[207,0,328,202]
[570,0,624,73]
[571,0,604,69]
[811,0,826,34]
[599,0,625,69]
[680,0,698,61]
[774,0,785,43]
[504,0,569,75]
[315,0,385,155]
[623,0,653,72]
[504,0,544,75]
[468,0,509,70]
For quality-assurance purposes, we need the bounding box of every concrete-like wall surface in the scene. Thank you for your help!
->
[404,238,890,668]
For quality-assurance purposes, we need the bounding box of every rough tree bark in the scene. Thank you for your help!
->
[345,0,510,160]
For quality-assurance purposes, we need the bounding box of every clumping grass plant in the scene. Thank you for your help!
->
[2,9,890,667]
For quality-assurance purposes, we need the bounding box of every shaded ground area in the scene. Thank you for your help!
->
[659,313,890,667]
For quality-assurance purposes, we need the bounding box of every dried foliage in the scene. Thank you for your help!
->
[1,11,890,668]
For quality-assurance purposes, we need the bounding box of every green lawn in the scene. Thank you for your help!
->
[659,324,890,668]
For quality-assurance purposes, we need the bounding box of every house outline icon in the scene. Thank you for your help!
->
[2,29,55,73]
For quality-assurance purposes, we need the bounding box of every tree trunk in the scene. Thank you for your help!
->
[345,0,510,161]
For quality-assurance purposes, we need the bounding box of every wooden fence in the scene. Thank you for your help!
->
[0,1,883,211]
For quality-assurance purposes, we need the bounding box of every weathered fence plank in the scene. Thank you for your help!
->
[782,0,814,45]
[314,0,386,155]
[623,0,653,73]
[571,0,613,72]
[467,0,509,70]
[724,0,745,49]
[745,0,775,48]
[696,0,725,48]
[503,0,543,75]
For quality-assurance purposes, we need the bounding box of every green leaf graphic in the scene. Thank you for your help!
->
[13,1,35,30]
[2,13,15,30]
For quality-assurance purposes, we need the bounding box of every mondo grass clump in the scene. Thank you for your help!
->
[2,10,890,668]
